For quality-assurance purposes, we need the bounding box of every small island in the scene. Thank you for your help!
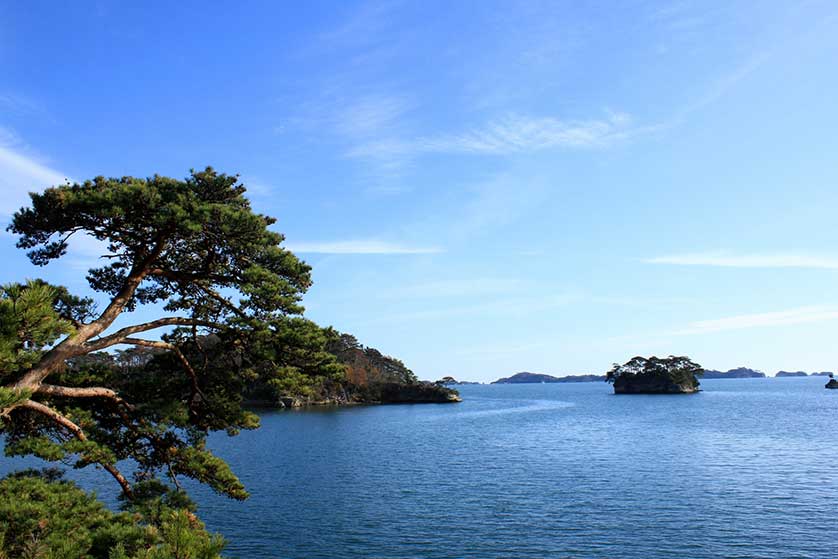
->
[826,374,838,389]
[605,355,703,394]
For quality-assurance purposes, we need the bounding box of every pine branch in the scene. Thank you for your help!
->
[21,399,133,498]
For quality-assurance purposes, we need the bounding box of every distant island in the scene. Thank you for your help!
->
[703,367,766,379]
[776,370,834,377]
[606,356,703,394]
[776,371,810,378]
[491,372,605,384]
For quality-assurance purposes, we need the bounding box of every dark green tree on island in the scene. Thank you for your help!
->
[0,168,343,557]
[605,355,704,394]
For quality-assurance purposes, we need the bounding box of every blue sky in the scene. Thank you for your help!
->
[2,1,838,381]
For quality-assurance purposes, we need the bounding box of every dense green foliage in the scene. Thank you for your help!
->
[0,280,90,378]
[327,333,417,385]
[1,168,323,498]
[0,167,448,555]
[0,169,355,553]
[605,355,704,389]
[0,469,223,559]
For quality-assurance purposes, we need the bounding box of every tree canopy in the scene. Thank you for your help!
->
[0,168,328,501]
[0,468,224,559]
[605,355,704,390]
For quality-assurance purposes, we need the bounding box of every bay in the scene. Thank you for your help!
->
[4,377,838,558]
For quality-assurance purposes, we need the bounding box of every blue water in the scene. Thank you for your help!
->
[4,377,838,558]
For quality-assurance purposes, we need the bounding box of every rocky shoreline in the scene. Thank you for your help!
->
[252,381,462,409]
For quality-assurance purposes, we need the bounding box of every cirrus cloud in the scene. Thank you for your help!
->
[644,252,838,270]
[284,239,442,254]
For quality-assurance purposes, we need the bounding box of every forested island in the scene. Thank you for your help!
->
[492,372,605,384]
[606,356,703,394]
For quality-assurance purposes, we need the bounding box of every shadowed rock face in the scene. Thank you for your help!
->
[612,375,699,394]
[275,382,461,407]
[825,379,838,389]
[376,382,462,403]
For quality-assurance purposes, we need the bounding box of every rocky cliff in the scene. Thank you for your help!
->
[611,375,699,394]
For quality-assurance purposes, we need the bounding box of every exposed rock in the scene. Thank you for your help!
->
[375,382,462,403]
[826,379,838,389]
[612,375,699,394]
[279,397,302,408]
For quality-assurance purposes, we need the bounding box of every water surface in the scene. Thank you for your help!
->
[5,377,838,558]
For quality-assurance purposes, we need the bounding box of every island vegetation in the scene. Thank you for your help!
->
[605,356,703,394]
[0,169,455,557]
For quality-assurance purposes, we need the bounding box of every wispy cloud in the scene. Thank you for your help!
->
[672,306,838,336]
[380,278,525,299]
[0,93,45,118]
[64,234,109,270]
[347,111,637,161]
[644,252,838,269]
[334,95,412,139]
[284,239,442,254]
[422,112,635,154]
[316,0,404,51]
[0,134,69,217]
[357,292,581,324]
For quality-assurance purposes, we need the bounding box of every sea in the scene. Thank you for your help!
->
[3,376,838,558]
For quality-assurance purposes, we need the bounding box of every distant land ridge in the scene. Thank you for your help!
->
[492,372,605,384]
[775,370,834,377]
[702,367,766,379]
